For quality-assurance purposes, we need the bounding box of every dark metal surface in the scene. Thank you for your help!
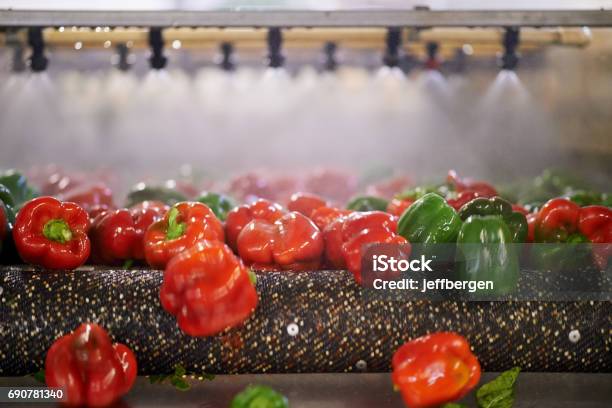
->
[0,373,611,407]
[1,10,612,28]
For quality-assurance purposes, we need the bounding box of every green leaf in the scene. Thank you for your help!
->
[174,364,187,377]
[148,374,171,384]
[476,367,521,408]
[170,376,191,391]
[441,403,468,408]
[32,369,45,384]
[248,270,257,285]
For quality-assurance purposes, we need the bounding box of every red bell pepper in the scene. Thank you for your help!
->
[342,227,409,284]
[446,190,481,211]
[511,204,530,216]
[322,216,348,269]
[13,196,90,269]
[578,205,612,269]
[309,206,352,231]
[272,212,324,270]
[392,332,481,408]
[237,212,324,271]
[45,323,137,407]
[526,213,537,243]
[237,219,276,267]
[387,198,413,217]
[322,211,397,270]
[535,198,581,242]
[160,240,258,336]
[225,199,285,251]
[144,202,223,268]
[90,201,168,265]
[447,170,498,197]
[341,211,398,241]
[60,183,115,215]
[287,192,327,217]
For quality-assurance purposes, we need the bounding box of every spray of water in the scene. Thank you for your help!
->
[0,63,601,200]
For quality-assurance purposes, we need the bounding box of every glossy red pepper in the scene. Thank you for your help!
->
[323,216,348,269]
[144,202,223,268]
[526,213,537,243]
[535,198,581,242]
[341,211,398,241]
[342,227,408,284]
[447,170,498,197]
[392,332,481,408]
[225,199,285,251]
[309,206,352,231]
[322,211,396,270]
[60,183,115,215]
[387,198,413,217]
[237,219,276,267]
[511,204,530,216]
[287,192,327,218]
[160,240,258,336]
[272,212,324,270]
[45,323,137,407]
[13,197,90,269]
[446,190,481,211]
[578,205,612,269]
[90,201,168,264]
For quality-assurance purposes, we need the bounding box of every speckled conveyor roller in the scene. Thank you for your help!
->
[0,266,610,375]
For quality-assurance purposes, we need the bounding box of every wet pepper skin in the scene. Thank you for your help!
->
[392,332,481,408]
[287,192,327,218]
[309,206,352,231]
[272,212,324,270]
[531,198,592,271]
[45,323,137,407]
[225,199,285,251]
[90,201,168,264]
[397,193,462,245]
[160,240,258,337]
[13,196,90,269]
[327,211,409,283]
[455,215,520,295]
[144,202,223,268]
[578,205,612,269]
[458,196,528,243]
[237,212,324,271]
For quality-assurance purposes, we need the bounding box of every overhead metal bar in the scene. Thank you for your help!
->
[1,9,612,28]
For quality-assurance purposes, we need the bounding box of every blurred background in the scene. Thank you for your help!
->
[0,1,610,202]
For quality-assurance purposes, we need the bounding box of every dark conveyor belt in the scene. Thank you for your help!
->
[0,266,610,375]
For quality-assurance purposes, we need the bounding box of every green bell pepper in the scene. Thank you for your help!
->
[126,184,187,207]
[566,190,611,207]
[455,215,520,295]
[0,184,16,224]
[0,200,10,256]
[195,192,236,221]
[397,193,462,244]
[396,185,446,201]
[530,234,592,272]
[346,195,388,212]
[0,170,38,208]
[458,196,528,243]
[230,385,289,408]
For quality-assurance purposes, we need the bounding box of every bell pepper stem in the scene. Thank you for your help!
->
[166,207,186,240]
[43,219,73,244]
